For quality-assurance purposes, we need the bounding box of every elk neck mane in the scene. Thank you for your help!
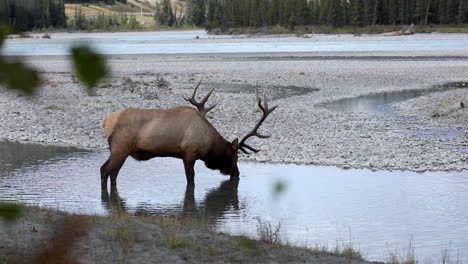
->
[202,139,233,175]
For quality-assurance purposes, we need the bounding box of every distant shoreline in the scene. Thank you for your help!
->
[8,24,468,36]
[208,24,468,35]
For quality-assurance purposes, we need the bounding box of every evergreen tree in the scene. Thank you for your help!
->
[398,0,406,24]
[438,0,448,23]
[187,0,206,26]
[268,0,280,25]
[73,7,86,30]
[1,0,66,30]
[458,0,468,23]
[447,0,459,24]
[352,0,368,26]
[206,0,215,27]
[145,0,468,30]
[296,0,309,25]
[154,0,175,26]
[283,0,295,28]
[0,0,11,25]
[328,0,344,27]
[249,0,262,27]
[387,0,398,24]
[415,0,427,24]
[319,0,330,24]
[370,0,379,25]
[307,0,319,24]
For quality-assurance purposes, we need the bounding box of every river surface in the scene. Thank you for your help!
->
[0,141,467,262]
[3,31,468,56]
[321,82,468,113]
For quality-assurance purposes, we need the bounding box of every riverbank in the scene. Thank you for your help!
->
[208,24,468,35]
[0,42,467,172]
[0,205,375,264]
[10,24,468,36]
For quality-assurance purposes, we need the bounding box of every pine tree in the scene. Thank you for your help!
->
[0,0,10,25]
[398,0,406,24]
[206,0,216,27]
[438,0,448,24]
[307,0,318,24]
[328,0,344,27]
[319,0,330,24]
[74,7,86,30]
[415,0,426,24]
[388,0,398,24]
[458,0,468,23]
[447,0,459,24]
[352,0,368,26]
[342,0,351,25]
[154,0,175,26]
[249,0,261,27]
[187,0,206,26]
[296,0,309,25]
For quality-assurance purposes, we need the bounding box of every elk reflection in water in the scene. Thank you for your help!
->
[101,178,240,223]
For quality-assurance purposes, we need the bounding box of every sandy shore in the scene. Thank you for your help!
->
[0,45,467,172]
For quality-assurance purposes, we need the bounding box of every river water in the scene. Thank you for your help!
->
[3,31,468,56]
[321,82,468,113]
[0,141,467,262]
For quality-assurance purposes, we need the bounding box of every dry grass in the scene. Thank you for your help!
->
[162,228,189,249]
[65,3,156,29]
[110,224,139,253]
[334,244,364,261]
[308,241,364,261]
[235,236,258,250]
[33,215,92,264]
[255,217,283,244]
[65,4,115,18]
[135,214,212,232]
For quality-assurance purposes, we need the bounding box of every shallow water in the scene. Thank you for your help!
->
[0,141,467,261]
[320,82,468,113]
[320,83,467,142]
[3,31,468,56]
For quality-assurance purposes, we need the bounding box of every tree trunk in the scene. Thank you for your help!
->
[372,0,379,26]
[425,0,431,24]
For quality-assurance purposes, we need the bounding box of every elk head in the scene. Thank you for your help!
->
[185,82,277,177]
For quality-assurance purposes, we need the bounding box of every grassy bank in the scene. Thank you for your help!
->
[208,24,468,35]
[0,204,377,264]
[2,204,461,263]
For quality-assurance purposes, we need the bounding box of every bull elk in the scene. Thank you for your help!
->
[100,82,277,188]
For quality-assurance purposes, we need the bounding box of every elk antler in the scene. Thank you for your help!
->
[239,88,278,154]
[184,81,217,116]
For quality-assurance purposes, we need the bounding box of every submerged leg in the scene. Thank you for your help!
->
[183,156,196,185]
[100,158,111,189]
[182,184,196,215]
[100,151,128,189]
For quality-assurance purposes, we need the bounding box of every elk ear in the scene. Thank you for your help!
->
[231,138,239,150]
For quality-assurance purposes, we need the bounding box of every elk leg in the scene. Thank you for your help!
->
[183,184,195,215]
[101,152,128,188]
[183,157,196,185]
[100,158,111,189]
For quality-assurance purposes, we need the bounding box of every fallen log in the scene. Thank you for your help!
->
[384,23,415,36]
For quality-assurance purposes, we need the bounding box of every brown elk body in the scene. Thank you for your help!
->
[100,82,276,188]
